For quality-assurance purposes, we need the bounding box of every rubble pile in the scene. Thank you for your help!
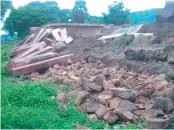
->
[29,59,174,129]
[6,28,74,75]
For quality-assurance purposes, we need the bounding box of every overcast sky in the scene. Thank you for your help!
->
[11,0,166,16]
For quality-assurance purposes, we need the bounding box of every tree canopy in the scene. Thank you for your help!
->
[1,0,13,20]
[102,1,130,25]
[72,0,88,23]
[130,9,160,25]
[3,1,60,38]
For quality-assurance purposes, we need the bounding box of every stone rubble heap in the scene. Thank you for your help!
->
[29,59,174,129]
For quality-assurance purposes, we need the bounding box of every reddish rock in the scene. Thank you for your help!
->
[98,91,113,105]
[95,105,108,119]
[103,80,115,90]
[103,111,119,124]
[57,92,67,102]
[109,98,121,110]
[118,100,135,112]
[112,78,121,87]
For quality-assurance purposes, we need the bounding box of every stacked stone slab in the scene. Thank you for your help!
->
[6,28,73,75]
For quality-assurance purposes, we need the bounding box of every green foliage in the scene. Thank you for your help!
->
[1,0,13,20]
[103,1,130,25]
[72,0,88,23]
[86,15,104,24]
[27,1,61,22]
[3,1,60,38]
[4,7,48,38]
[59,9,72,23]
[130,8,160,25]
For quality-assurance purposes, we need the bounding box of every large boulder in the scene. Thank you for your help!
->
[153,97,174,112]
[146,118,169,129]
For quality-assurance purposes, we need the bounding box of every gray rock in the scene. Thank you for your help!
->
[153,97,174,112]
[81,77,103,92]
[118,90,136,102]
[54,41,67,52]
[86,102,99,113]
[164,88,174,100]
[146,118,169,129]
[93,75,104,86]
[116,110,135,122]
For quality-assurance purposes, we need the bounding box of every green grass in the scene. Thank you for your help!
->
[1,44,105,129]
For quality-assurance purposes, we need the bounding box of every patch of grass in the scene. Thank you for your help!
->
[1,44,105,129]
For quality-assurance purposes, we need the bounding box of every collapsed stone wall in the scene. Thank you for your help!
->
[29,58,174,129]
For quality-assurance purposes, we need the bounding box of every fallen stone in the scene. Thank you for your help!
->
[146,118,169,129]
[54,41,67,52]
[112,78,121,87]
[109,98,121,110]
[118,89,136,102]
[103,80,115,90]
[88,114,98,120]
[86,102,99,113]
[57,92,67,102]
[103,111,119,124]
[95,104,108,119]
[153,97,174,112]
[116,110,135,122]
[98,91,113,105]
[118,100,135,112]
[93,75,104,86]
[75,91,89,105]
[81,77,103,92]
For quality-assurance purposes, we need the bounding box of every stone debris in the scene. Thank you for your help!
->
[29,59,174,129]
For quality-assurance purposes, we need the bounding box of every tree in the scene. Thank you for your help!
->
[130,9,160,25]
[86,15,104,24]
[59,9,72,23]
[27,1,61,22]
[4,6,48,38]
[103,1,130,25]
[1,0,13,20]
[72,0,88,23]
[3,1,60,38]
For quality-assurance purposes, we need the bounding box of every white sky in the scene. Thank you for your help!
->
[12,0,166,16]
